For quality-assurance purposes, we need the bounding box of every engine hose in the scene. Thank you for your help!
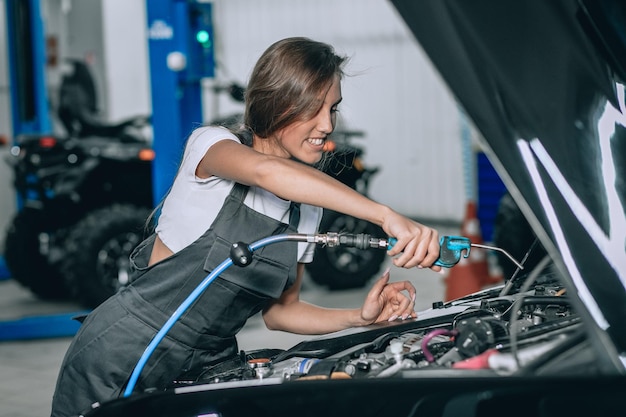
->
[123,233,310,397]
[421,328,458,363]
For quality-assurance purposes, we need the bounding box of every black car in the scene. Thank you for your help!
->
[85,1,626,416]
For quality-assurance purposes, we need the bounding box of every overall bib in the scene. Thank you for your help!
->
[51,183,300,417]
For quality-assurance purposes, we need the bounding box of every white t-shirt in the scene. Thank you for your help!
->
[156,126,323,263]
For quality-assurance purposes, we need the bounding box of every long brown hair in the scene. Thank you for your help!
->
[242,37,347,143]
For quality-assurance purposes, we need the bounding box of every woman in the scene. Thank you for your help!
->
[51,37,441,417]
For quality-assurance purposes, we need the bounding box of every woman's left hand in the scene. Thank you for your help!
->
[360,268,417,324]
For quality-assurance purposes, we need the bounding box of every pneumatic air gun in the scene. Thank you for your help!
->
[318,233,523,270]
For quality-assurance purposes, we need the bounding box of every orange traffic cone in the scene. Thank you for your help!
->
[444,200,500,301]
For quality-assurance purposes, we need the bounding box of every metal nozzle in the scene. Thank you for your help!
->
[471,243,524,270]
[312,233,390,250]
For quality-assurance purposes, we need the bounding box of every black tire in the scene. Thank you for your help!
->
[61,204,152,308]
[306,210,387,290]
[3,208,71,300]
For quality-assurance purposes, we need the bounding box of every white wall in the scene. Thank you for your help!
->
[101,0,150,121]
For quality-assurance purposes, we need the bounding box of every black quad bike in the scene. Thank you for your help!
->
[3,59,154,308]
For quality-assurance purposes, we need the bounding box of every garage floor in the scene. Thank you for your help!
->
[0,249,452,417]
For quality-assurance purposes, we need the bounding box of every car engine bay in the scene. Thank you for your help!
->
[171,265,593,391]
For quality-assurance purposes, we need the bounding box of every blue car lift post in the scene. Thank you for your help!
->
[146,0,215,202]
[0,0,214,341]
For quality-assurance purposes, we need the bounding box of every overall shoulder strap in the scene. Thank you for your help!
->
[289,202,301,229]
[230,182,249,201]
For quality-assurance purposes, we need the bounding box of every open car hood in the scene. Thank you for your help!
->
[390,0,626,362]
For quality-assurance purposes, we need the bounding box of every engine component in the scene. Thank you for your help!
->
[454,317,508,357]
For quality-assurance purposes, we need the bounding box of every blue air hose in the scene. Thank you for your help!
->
[123,233,309,397]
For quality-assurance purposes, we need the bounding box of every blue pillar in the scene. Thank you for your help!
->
[145,0,215,205]
[5,0,51,136]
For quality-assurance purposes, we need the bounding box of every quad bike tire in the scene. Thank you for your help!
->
[3,207,71,300]
[306,210,387,290]
[61,204,153,308]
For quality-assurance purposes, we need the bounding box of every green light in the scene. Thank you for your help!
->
[196,30,210,45]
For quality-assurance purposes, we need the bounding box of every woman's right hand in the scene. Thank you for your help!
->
[382,210,441,271]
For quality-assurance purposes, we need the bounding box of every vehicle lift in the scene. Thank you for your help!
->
[0,0,215,341]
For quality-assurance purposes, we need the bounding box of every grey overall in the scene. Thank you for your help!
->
[51,183,300,417]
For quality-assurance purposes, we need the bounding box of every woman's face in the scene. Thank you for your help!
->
[270,75,342,165]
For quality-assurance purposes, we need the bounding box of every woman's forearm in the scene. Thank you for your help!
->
[253,156,392,227]
[200,140,392,227]
[263,300,368,335]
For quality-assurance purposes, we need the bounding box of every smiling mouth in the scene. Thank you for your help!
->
[307,138,325,146]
